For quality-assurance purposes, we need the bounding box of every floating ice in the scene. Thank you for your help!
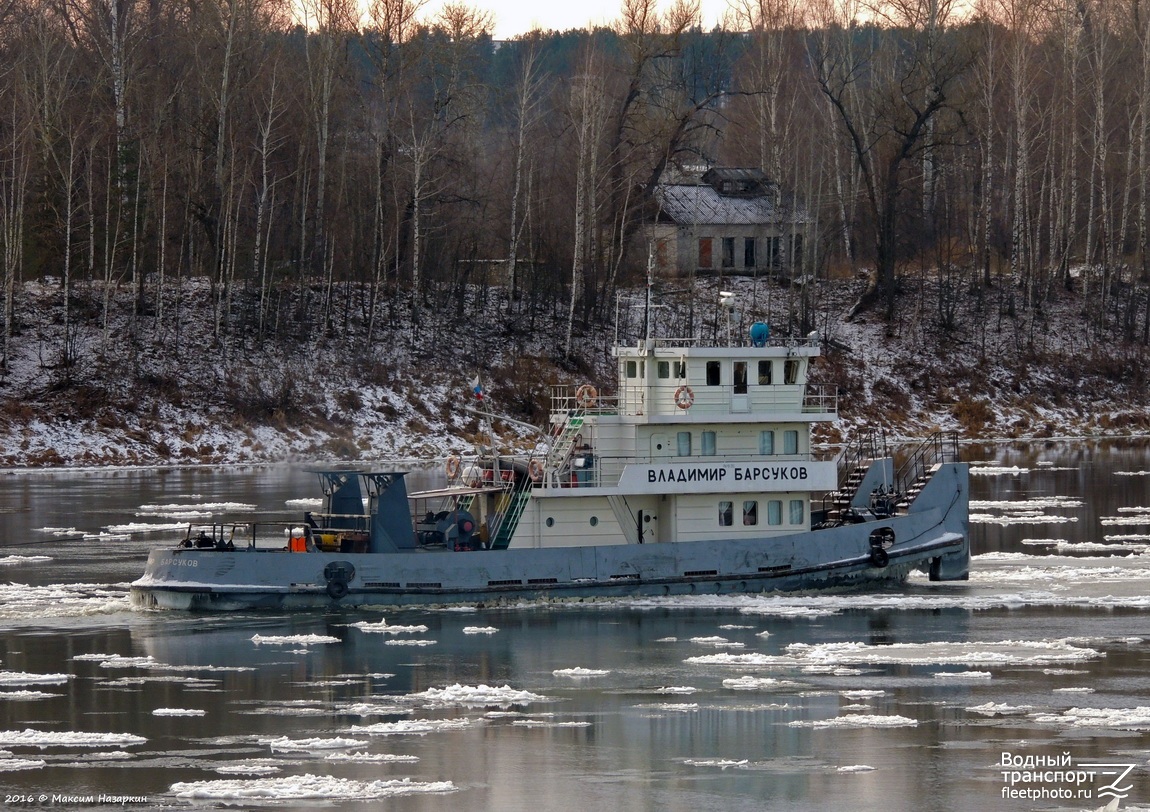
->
[152,708,206,716]
[0,691,61,700]
[719,624,755,630]
[509,720,591,728]
[104,522,190,534]
[1029,707,1150,729]
[0,583,131,620]
[1103,534,1150,542]
[325,752,419,763]
[0,672,71,686]
[970,465,1027,475]
[138,502,256,513]
[788,714,918,729]
[686,653,792,667]
[837,765,876,773]
[970,513,1078,526]
[462,626,498,634]
[1053,687,1095,693]
[966,703,1034,715]
[654,686,698,695]
[285,498,323,509]
[215,764,281,775]
[347,719,473,736]
[74,654,158,668]
[411,684,548,707]
[553,667,609,677]
[932,671,992,680]
[840,690,885,699]
[1115,471,1150,477]
[250,634,340,645]
[722,676,800,691]
[684,758,749,769]
[0,729,145,748]
[784,639,1100,667]
[0,556,52,566]
[384,639,436,646]
[335,703,410,717]
[263,736,367,752]
[170,774,457,800]
[0,758,45,771]
[635,703,698,712]
[350,620,429,634]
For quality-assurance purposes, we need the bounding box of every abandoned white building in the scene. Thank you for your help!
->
[644,167,809,278]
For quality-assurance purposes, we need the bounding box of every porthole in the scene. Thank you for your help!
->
[589,516,599,527]
[545,517,555,528]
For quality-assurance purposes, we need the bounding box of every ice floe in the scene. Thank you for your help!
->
[0,729,146,748]
[510,720,592,728]
[0,555,52,565]
[684,758,750,769]
[1029,707,1150,729]
[152,708,206,716]
[932,671,993,680]
[410,684,549,707]
[722,676,800,690]
[0,583,131,619]
[462,626,498,634]
[553,667,610,677]
[0,690,61,700]
[0,671,71,686]
[654,686,698,694]
[250,634,340,645]
[384,639,436,646]
[262,736,367,752]
[346,719,474,736]
[170,774,457,800]
[0,758,46,771]
[324,752,419,763]
[837,765,876,773]
[965,703,1034,715]
[214,764,281,775]
[349,620,429,634]
[788,714,918,729]
[783,640,1100,667]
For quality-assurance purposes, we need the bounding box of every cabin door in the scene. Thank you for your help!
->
[650,434,670,460]
[731,361,750,413]
[636,507,661,544]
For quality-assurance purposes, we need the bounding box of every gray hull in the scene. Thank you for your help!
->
[130,463,969,611]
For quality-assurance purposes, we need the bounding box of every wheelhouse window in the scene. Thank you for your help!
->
[674,361,687,378]
[657,360,669,379]
[783,430,799,455]
[626,360,637,378]
[789,499,805,525]
[677,431,692,456]
[743,500,758,525]
[718,501,733,526]
[701,431,716,456]
[706,361,721,386]
[758,360,772,384]
[733,362,748,394]
[698,238,712,268]
[721,237,735,268]
[759,430,775,455]
[784,359,800,384]
[767,500,783,526]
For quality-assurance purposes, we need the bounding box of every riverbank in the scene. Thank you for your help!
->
[0,275,1146,467]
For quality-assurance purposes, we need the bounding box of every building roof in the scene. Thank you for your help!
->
[654,182,806,227]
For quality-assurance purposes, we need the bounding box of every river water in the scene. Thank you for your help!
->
[0,442,1149,811]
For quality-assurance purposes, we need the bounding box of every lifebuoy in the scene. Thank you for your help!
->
[869,547,889,568]
[445,455,461,480]
[326,579,349,600]
[528,459,544,482]
[674,385,695,409]
[575,384,598,408]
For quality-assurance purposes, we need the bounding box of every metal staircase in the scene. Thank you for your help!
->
[488,478,533,550]
[824,428,888,517]
[541,414,584,486]
[894,431,961,511]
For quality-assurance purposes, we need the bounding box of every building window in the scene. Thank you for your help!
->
[791,233,803,269]
[702,431,716,456]
[706,361,721,386]
[789,499,805,525]
[657,360,669,379]
[719,501,733,526]
[759,430,775,455]
[783,430,798,455]
[743,500,758,526]
[744,238,756,268]
[767,236,781,268]
[733,361,748,394]
[784,359,799,384]
[698,238,712,268]
[767,500,782,526]
[721,237,735,268]
[677,431,692,456]
[758,360,772,385]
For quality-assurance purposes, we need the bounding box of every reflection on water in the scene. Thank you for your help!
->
[0,444,1149,810]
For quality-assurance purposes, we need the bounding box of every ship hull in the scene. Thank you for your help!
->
[130,468,968,612]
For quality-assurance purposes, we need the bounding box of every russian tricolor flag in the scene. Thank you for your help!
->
[472,376,484,401]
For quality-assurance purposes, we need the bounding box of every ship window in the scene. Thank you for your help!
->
[590,516,599,527]
[784,359,800,384]
[702,431,716,456]
[657,361,669,379]
[706,361,721,386]
[767,500,783,525]
[677,431,692,456]
[733,362,748,394]
[758,360,772,384]
[674,361,686,379]
[789,499,805,525]
[719,501,733,526]
[743,500,758,526]
[545,517,555,528]
[627,360,637,378]
[783,430,798,455]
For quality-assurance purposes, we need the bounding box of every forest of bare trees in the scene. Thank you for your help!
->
[4,0,1150,388]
